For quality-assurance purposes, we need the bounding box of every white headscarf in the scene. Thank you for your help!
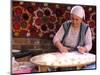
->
[70,6,85,19]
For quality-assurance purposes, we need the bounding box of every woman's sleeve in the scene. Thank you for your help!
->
[84,27,92,52]
[53,25,65,45]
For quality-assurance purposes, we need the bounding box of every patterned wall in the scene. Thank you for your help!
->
[12,1,96,40]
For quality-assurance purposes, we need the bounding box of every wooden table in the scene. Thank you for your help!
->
[30,51,95,72]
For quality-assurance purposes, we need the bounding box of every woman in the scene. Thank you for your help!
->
[53,5,95,70]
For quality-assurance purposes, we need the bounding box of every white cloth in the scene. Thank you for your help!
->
[53,25,92,52]
[71,6,85,19]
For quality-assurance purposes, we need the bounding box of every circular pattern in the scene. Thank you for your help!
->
[55,8,62,17]
[13,6,31,37]
[14,7,22,15]
[14,15,22,23]
[88,20,95,28]
[63,11,70,20]
[35,17,42,26]
[22,13,29,21]
[33,7,57,36]
[47,23,54,30]
[44,9,51,16]
[34,8,43,17]
[27,6,34,13]
[40,24,48,33]
[47,23,55,31]
[37,10,44,17]
[49,15,57,23]
[21,21,27,29]
[13,22,20,30]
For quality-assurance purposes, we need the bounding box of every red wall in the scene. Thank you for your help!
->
[12,1,96,40]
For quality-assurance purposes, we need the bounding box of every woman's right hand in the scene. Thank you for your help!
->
[54,41,70,53]
[59,46,70,53]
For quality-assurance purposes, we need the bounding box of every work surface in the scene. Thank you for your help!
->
[30,51,95,67]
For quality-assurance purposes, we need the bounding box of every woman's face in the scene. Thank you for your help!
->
[71,14,82,27]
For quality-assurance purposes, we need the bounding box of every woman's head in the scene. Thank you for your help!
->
[70,6,85,27]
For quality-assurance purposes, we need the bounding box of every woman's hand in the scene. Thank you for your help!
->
[59,46,70,53]
[54,41,70,53]
[77,46,87,53]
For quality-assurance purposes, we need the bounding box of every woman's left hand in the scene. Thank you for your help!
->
[78,46,87,53]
